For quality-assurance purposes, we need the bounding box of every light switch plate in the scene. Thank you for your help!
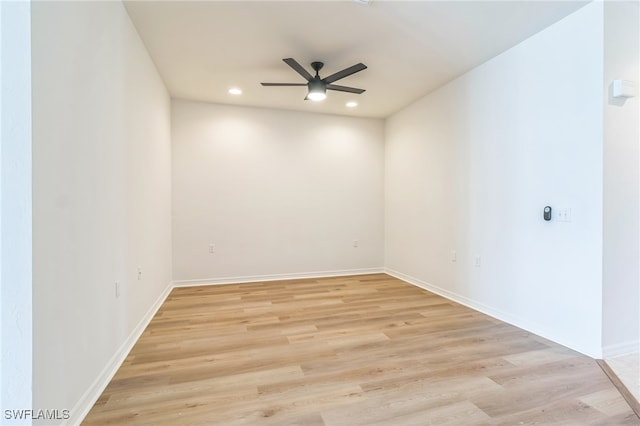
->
[556,208,572,222]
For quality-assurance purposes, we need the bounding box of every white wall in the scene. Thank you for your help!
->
[31,2,172,424]
[172,100,384,283]
[385,2,604,357]
[602,0,640,357]
[23,3,633,424]
[1,1,32,422]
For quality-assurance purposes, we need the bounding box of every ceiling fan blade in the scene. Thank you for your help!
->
[326,84,365,94]
[323,63,367,84]
[261,83,307,86]
[283,58,313,81]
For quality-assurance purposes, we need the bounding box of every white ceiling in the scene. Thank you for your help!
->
[124,0,589,118]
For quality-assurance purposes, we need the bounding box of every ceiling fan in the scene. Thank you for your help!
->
[261,58,367,101]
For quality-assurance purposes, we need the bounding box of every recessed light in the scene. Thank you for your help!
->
[346,101,358,108]
[228,88,242,95]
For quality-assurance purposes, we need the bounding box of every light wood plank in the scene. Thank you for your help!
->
[83,274,639,425]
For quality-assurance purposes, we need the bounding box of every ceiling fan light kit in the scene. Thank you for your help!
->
[261,58,367,102]
[306,80,327,101]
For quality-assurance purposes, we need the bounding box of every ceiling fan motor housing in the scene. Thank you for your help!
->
[308,78,325,92]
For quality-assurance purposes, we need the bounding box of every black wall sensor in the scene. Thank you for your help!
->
[544,206,552,221]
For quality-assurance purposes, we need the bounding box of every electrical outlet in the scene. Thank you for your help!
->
[451,250,457,262]
[353,240,359,248]
[209,243,215,254]
[474,256,481,267]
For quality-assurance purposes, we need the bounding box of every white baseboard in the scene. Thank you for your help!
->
[71,266,614,425]
[384,268,601,359]
[66,282,173,426]
[603,340,640,359]
[171,267,385,287]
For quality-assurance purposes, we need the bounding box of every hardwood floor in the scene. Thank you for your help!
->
[83,274,639,425]
[598,359,640,418]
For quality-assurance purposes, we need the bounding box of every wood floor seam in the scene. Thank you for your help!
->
[83,274,639,425]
